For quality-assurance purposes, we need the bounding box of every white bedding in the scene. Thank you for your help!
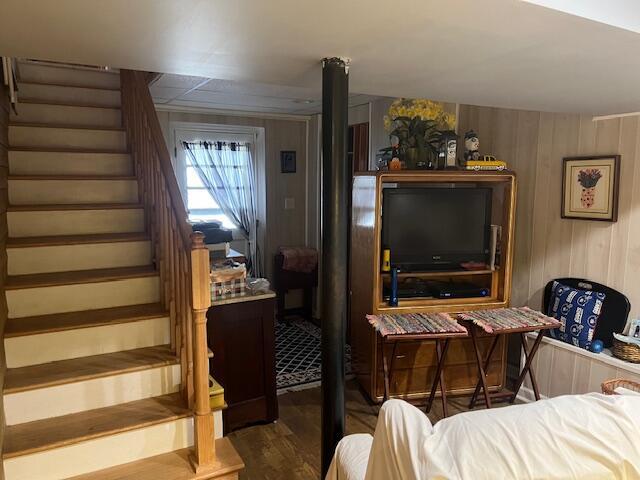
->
[326,433,373,480]
[328,394,640,480]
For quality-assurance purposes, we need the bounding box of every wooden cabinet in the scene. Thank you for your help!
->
[207,294,278,433]
[350,170,517,402]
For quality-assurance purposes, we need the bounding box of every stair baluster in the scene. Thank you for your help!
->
[120,69,216,470]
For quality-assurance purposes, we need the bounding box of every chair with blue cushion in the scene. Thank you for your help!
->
[543,278,630,348]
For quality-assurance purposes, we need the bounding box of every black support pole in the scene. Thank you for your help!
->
[320,57,349,477]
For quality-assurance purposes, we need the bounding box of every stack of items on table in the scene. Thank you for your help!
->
[210,261,246,301]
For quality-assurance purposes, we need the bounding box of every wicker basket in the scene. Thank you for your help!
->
[611,337,640,363]
[602,378,640,395]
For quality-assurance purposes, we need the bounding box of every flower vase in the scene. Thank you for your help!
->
[404,148,419,169]
[404,148,431,169]
[581,187,596,208]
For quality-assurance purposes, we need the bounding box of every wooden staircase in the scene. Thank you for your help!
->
[2,61,242,479]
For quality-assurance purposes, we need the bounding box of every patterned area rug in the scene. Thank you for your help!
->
[276,318,351,393]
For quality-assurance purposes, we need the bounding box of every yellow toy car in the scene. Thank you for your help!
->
[466,155,507,171]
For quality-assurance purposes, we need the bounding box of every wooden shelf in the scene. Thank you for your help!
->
[380,269,494,278]
[377,296,504,311]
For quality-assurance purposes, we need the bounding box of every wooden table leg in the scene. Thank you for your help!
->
[438,339,450,418]
[511,331,544,402]
[381,337,390,402]
[470,327,493,409]
[426,339,450,415]
[469,334,500,409]
[381,338,397,402]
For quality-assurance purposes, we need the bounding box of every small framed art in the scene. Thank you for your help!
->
[280,151,296,173]
[561,155,620,222]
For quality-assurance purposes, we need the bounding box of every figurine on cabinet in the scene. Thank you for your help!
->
[464,130,480,164]
[439,130,458,169]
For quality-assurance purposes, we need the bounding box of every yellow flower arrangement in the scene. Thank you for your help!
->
[384,98,455,131]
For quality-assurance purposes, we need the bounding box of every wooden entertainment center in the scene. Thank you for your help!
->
[350,170,517,402]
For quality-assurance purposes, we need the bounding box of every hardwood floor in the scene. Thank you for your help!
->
[228,379,483,480]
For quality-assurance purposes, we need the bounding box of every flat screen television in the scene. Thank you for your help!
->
[381,185,492,271]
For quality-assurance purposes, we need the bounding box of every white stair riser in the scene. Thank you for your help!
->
[11,103,122,128]
[18,83,121,107]
[5,317,170,368]
[9,151,133,176]
[9,125,127,150]
[4,417,191,480]
[8,208,144,237]
[17,62,120,89]
[214,410,223,439]
[8,240,151,275]
[9,178,138,205]
[4,363,181,425]
[7,276,160,318]
[4,417,192,480]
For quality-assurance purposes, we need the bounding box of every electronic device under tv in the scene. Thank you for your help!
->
[382,185,492,272]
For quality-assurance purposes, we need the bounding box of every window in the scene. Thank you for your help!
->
[185,153,237,229]
[177,129,255,230]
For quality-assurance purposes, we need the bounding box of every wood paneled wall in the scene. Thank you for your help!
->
[458,105,640,327]
[0,70,9,480]
[156,110,308,282]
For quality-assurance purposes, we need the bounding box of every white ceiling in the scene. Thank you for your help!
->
[150,73,382,115]
[2,0,640,114]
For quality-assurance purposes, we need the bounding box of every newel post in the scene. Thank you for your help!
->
[190,231,216,470]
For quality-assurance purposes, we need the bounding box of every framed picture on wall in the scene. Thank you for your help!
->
[280,151,296,173]
[561,155,620,222]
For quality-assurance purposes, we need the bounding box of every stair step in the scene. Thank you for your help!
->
[9,121,125,131]
[17,62,120,89]
[8,175,139,205]
[4,393,189,459]
[8,203,144,237]
[4,344,176,394]
[6,265,157,290]
[8,149,133,176]
[18,82,121,107]
[7,232,149,248]
[5,303,167,337]
[14,97,123,109]
[4,346,180,425]
[6,270,159,318]
[4,412,192,480]
[19,79,121,91]
[9,145,128,153]
[5,301,169,366]
[5,304,170,367]
[10,101,122,128]
[66,439,244,480]
[8,234,150,275]
[9,124,127,150]
[8,202,143,211]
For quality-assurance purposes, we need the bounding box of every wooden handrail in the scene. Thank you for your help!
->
[121,70,193,248]
[120,69,215,471]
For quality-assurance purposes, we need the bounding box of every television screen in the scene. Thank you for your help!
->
[381,186,492,271]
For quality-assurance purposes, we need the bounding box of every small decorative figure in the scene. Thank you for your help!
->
[389,157,402,170]
[438,130,458,169]
[464,130,480,164]
[389,142,402,170]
